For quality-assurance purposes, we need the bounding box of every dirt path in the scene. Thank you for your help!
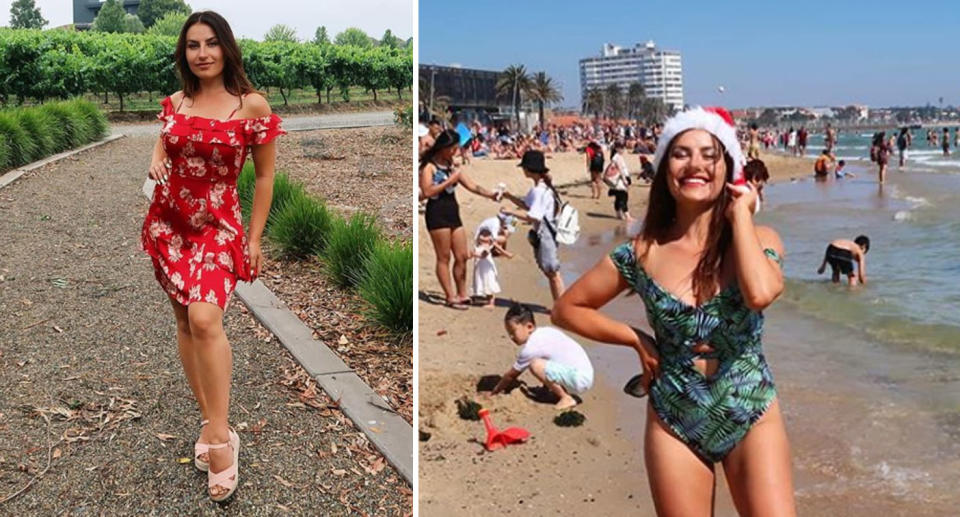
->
[0,135,410,514]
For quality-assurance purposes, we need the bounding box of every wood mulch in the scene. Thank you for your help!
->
[258,126,413,423]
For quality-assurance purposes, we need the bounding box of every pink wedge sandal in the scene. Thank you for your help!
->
[207,428,240,502]
[194,419,210,472]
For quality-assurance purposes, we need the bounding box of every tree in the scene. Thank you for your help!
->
[122,13,145,33]
[496,64,529,129]
[639,97,669,125]
[604,83,622,120]
[627,82,644,121]
[380,29,399,48]
[583,87,604,119]
[264,24,298,42]
[9,0,47,29]
[92,0,127,33]
[137,0,190,28]
[528,71,562,128]
[314,26,329,45]
[335,27,372,48]
[146,11,188,36]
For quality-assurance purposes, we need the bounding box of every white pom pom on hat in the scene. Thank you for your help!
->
[651,106,746,185]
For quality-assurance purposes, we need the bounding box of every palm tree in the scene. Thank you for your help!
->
[496,64,529,129]
[528,72,563,129]
[419,75,451,123]
[604,83,623,121]
[627,82,645,122]
[584,87,604,120]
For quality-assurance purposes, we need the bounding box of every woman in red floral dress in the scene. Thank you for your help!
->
[141,11,283,502]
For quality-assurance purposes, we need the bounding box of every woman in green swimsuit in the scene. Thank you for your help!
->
[553,107,796,516]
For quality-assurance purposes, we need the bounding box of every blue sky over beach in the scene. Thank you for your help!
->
[420,0,960,108]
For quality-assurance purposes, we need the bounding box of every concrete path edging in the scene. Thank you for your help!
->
[141,178,413,485]
[0,134,125,190]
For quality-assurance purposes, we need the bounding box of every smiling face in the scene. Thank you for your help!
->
[185,22,224,81]
[665,129,728,207]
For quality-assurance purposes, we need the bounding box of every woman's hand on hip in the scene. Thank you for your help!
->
[248,240,264,279]
[631,327,660,391]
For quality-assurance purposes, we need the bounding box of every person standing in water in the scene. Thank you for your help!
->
[817,236,870,286]
[897,127,911,167]
[943,128,951,156]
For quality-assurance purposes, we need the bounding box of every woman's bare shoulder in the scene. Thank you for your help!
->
[240,92,271,118]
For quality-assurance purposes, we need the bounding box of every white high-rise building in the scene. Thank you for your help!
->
[579,41,684,112]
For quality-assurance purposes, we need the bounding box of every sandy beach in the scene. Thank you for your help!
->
[417,149,811,516]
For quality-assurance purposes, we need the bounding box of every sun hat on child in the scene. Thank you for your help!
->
[651,106,746,185]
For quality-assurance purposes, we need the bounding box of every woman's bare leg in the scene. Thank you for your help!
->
[428,228,456,302]
[645,404,717,516]
[528,358,576,409]
[449,226,470,301]
[722,398,797,517]
[189,301,235,497]
[168,296,207,420]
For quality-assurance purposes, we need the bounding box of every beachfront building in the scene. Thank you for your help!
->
[579,41,684,112]
[419,64,533,127]
[73,0,141,29]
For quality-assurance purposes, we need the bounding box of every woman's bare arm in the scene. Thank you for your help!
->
[419,163,460,198]
[552,254,660,384]
[457,170,497,200]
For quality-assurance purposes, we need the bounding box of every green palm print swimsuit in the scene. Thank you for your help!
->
[610,242,783,463]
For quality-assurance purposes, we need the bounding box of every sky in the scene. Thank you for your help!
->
[1,0,412,42]
[420,0,960,109]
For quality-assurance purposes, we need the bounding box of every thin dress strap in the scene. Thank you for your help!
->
[224,95,244,121]
[174,94,186,114]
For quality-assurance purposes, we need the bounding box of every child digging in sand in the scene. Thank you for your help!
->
[472,228,513,307]
[491,303,594,409]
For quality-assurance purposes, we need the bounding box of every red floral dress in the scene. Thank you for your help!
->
[140,96,285,310]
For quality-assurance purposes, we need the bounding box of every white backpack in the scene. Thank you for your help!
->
[552,198,580,245]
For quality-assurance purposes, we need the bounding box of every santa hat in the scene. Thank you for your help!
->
[629,107,748,237]
[651,106,746,185]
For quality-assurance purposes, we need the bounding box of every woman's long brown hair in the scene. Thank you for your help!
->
[175,11,259,102]
[638,130,734,303]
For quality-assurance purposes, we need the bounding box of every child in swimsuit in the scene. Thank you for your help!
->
[817,235,869,286]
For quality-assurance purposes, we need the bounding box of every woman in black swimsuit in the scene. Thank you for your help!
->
[420,129,500,309]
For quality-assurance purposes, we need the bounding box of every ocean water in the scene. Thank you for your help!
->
[562,156,960,510]
[791,129,960,171]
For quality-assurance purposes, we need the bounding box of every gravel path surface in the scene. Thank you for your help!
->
[0,135,411,514]
[112,111,395,136]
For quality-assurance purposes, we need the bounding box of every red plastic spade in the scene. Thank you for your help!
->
[478,408,530,451]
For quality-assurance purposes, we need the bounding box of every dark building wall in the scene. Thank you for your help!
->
[74,0,141,25]
[420,64,502,112]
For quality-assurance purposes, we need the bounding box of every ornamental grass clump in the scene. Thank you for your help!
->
[14,108,56,160]
[0,111,36,168]
[237,161,256,220]
[64,99,108,141]
[267,171,306,228]
[268,191,332,258]
[358,239,412,333]
[40,102,92,149]
[321,212,381,288]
